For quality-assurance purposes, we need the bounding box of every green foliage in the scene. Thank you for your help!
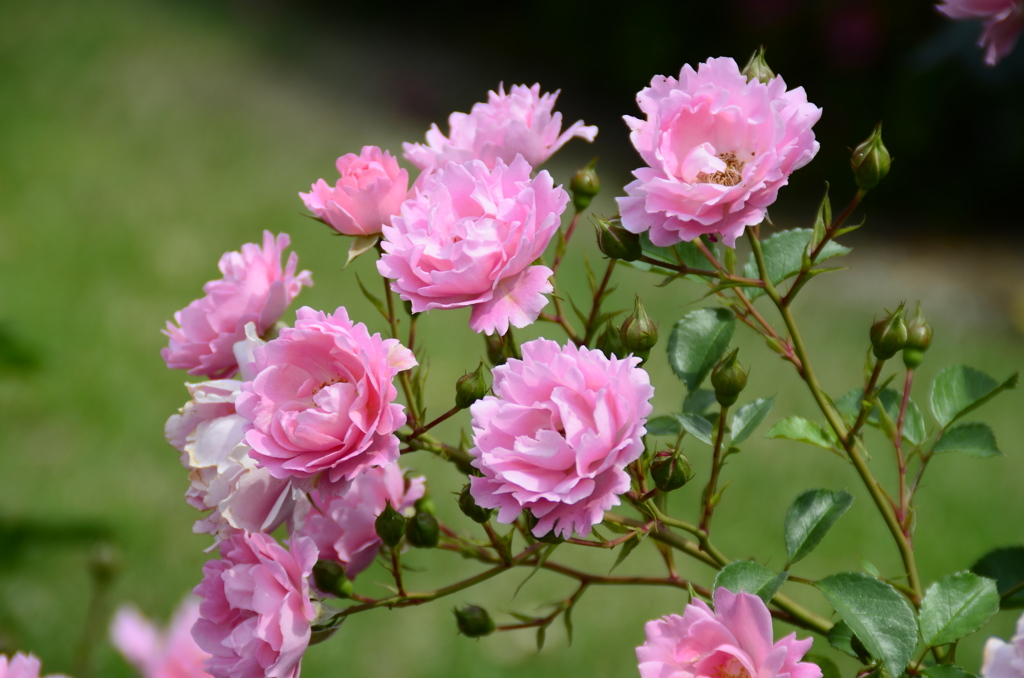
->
[816,573,918,674]
[667,308,736,392]
[784,489,854,564]
[836,388,926,446]
[766,416,838,451]
[712,561,788,603]
[923,666,977,678]
[677,413,714,445]
[743,229,851,299]
[806,654,842,678]
[972,547,1024,608]
[919,572,999,648]
[930,366,1018,428]
[933,423,1002,458]
[729,397,775,445]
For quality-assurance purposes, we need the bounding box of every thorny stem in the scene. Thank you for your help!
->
[408,406,462,440]
[895,369,915,532]
[699,406,730,535]
[747,229,924,603]
[539,311,583,345]
[391,548,406,596]
[582,259,617,346]
[848,359,885,443]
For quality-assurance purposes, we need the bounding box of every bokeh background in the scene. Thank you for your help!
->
[1,0,1023,676]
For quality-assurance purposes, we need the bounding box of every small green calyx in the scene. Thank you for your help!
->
[312,560,354,599]
[406,511,440,548]
[741,46,775,84]
[570,158,601,212]
[620,295,659,356]
[711,348,748,407]
[454,604,495,637]
[651,450,693,492]
[595,217,642,262]
[596,321,629,359]
[458,483,494,524]
[375,500,407,548]
[850,122,891,191]
[869,304,907,361]
[455,362,490,409]
[902,302,933,368]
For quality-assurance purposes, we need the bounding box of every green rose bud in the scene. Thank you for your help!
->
[454,604,495,637]
[596,321,629,360]
[570,159,600,212]
[406,511,440,548]
[869,305,907,361]
[455,362,490,409]
[595,218,642,262]
[711,348,747,407]
[312,560,354,599]
[375,500,407,548]
[902,303,933,368]
[741,46,775,84]
[458,484,493,524]
[651,450,693,492]
[620,295,659,356]
[850,123,891,191]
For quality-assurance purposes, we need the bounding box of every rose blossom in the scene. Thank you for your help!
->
[110,598,211,678]
[0,654,67,678]
[162,231,313,379]
[638,588,822,678]
[982,610,1024,678]
[293,463,425,579]
[236,306,416,495]
[468,338,654,538]
[403,83,597,173]
[937,0,1023,65]
[193,531,318,678]
[377,155,569,335]
[617,57,821,248]
[299,146,409,236]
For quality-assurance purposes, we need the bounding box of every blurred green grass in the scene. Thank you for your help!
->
[1,1,1022,676]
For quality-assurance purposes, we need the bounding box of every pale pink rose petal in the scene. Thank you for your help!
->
[0,653,69,678]
[111,600,211,678]
[937,0,1023,64]
[981,610,1024,678]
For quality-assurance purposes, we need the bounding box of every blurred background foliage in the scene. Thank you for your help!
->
[0,0,1022,676]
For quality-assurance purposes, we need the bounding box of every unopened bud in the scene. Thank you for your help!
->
[484,333,506,367]
[851,123,891,191]
[406,511,440,548]
[741,46,775,84]
[454,604,495,637]
[458,484,493,524]
[711,348,747,407]
[570,159,600,212]
[313,560,354,599]
[89,541,121,585]
[595,218,642,262]
[375,500,407,548]
[596,322,629,359]
[456,362,490,409]
[903,303,933,368]
[869,305,907,361]
[620,295,659,355]
[651,450,693,492]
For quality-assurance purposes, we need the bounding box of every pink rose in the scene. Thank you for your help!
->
[299,146,409,236]
[377,155,569,335]
[937,0,1023,65]
[637,588,822,678]
[110,598,211,678]
[403,83,597,173]
[617,57,821,248]
[468,338,654,539]
[236,306,416,495]
[192,532,318,678]
[162,231,313,379]
[293,463,425,579]
[981,610,1024,678]
[0,654,67,678]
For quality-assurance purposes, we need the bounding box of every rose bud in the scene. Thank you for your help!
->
[454,604,495,638]
[375,500,407,548]
[711,348,748,407]
[570,158,601,211]
[406,511,440,548]
[312,560,354,599]
[651,450,693,492]
[851,123,891,191]
[456,362,490,409]
[903,302,933,369]
[741,46,775,84]
[458,484,494,524]
[869,305,907,361]
[620,295,659,358]
[595,217,642,262]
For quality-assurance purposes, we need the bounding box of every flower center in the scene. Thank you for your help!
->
[313,376,348,396]
[711,658,752,678]
[697,152,745,187]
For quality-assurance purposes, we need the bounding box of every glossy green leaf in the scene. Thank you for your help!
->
[678,412,714,445]
[345,234,379,267]
[924,666,977,678]
[930,366,1018,428]
[972,547,1024,608]
[667,309,735,392]
[835,388,926,446]
[919,572,999,647]
[827,621,864,659]
[816,572,918,674]
[743,229,851,299]
[933,422,1002,458]
[806,654,841,678]
[784,489,854,564]
[646,415,683,437]
[713,561,788,604]
[766,416,837,450]
[730,397,775,446]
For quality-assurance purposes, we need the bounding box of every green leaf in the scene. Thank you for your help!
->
[924,666,977,678]
[730,397,775,446]
[610,532,643,573]
[638,232,712,272]
[743,229,851,299]
[827,620,864,659]
[766,416,838,451]
[933,422,1002,458]
[667,308,736,392]
[816,572,918,674]
[835,388,926,446]
[919,572,999,647]
[646,415,683,437]
[683,389,718,414]
[784,489,854,564]
[930,366,1018,428]
[713,561,788,604]
[806,654,842,678]
[678,413,714,445]
[972,547,1024,608]
[810,183,831,253]
[345,234,379,267]
[536,624,546,651]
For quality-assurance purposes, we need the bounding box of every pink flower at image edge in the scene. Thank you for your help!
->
[0,654,68,678]
[110,598,211,678]
[981,610,1024,678]
[637,588,822,678]
[937,0,1023,65]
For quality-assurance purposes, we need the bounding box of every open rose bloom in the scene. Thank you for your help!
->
[300,145,409,236]
[377,155,569,335]
[638,588,822,678]
[937,0,1023,65]
[981,610,1024,678]
[403,83,597,173]
[469,338,654,538]
[0,654,67,678]
[110,599,211,678]
[162,231,312,378]
[618,57,821,247]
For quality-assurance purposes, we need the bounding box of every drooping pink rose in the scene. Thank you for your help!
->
[192,532,318,678]
[0,653,67,678]
[617,57,821,248]
[377,155,569,335]
[162,231,313,379]
[468,338,654,539]
[637,588,822,678]
[300,146,409,236]
[110,598,211,678]
[937,0,1023,65]
[236,306,416,496]
[403,83,597,173]
[982,609,1024,678]
[293,463,425,579]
